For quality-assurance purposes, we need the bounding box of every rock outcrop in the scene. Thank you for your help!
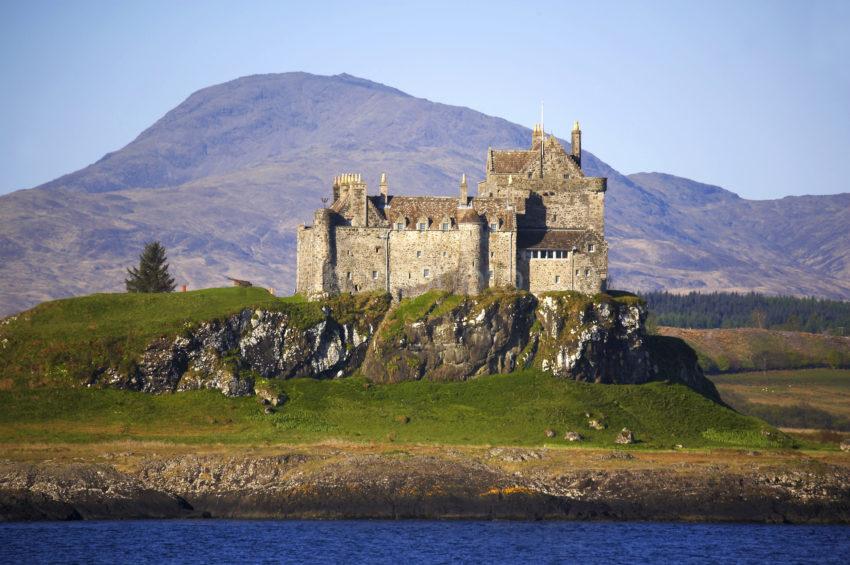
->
[86,289,715,399]
[3,447,850,523]
[96,293,390,396]
[362,290,536,383]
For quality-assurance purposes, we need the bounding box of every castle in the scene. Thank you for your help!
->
[296,121,608,300]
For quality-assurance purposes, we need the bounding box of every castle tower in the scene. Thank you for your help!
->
[571,120,582,167]
[312,207,334,296]
[457,208,484,295]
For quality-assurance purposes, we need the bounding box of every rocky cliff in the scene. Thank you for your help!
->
[3,446,848,523]
[361,290,717,398]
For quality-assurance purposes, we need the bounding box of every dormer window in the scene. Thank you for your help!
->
[490,222,498,231]
[442,222,450,231]
[418,222,427,231]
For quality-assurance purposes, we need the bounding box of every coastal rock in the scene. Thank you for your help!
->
[564,432,583,442]
[841,440,850,452]
[588,419,606,430]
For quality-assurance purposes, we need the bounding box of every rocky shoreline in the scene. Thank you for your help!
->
[2,446,848,523]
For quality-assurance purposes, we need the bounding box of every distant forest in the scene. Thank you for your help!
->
[641,291,850,335]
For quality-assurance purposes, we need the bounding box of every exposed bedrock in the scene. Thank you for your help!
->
[2,450,849,522]
[92,290,715,399]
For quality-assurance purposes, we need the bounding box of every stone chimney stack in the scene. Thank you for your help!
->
[571,120,582,168]
[380,172,389,206]
[532,123,544,146]
[459,173,468,207]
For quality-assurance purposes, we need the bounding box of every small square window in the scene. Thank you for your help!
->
[490,222,498,231]
[375,247,380,253]
[488,270,494,279]
[424,268,430,278]
[442,222,449,231]
[555,275,560,284]
[347,272,352,280]
[372,271,378,280]
[416,250,422,258]
[575,269,580,276]
[588,244,595,252]
[527,172,532,179]
[442,251,447,257]
[490,251,494,258]
[585,268,591,277]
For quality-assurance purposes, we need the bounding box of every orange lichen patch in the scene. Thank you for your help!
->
[481,485,535,497]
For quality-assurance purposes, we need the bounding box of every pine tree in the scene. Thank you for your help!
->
[125,241,176,293]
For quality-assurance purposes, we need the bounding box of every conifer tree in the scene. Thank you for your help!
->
[125,241,176,293]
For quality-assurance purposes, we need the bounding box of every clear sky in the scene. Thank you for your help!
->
[1,0,848,199]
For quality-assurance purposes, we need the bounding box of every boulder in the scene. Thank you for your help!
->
[545,429,556,438]
[588,419,606,430]
[840,439,850,452]
[564,431,583,442]
[615,428,635,445]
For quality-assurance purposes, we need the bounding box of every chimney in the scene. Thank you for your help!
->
[571,120,582,167]
[459,173,468,207]
[380,172,389,206]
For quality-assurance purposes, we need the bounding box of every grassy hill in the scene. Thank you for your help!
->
[0,287,801,450]
[711,369,850,434]
[659,326,850,374]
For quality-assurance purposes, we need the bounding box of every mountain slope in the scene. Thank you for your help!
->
[1,72,848,315]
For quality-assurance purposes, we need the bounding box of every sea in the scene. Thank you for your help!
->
[1,520,848,564]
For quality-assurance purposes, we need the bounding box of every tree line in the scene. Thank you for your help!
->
[641,291,850,335]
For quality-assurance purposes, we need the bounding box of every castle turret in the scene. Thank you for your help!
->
[457,208,484,295]
[571,120,581,167]
[458,173,468,207]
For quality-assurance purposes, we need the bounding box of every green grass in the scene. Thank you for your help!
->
[710,369,850,434]
[0,288,389,389]
[0,370,792,449]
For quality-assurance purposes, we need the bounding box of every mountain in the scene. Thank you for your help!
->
[1,72,848,315]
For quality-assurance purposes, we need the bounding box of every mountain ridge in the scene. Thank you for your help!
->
[1,72,848,316]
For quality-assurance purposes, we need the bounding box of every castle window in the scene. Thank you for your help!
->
[575,269,580,276]
[552,214,557,222]
[490,251,494,258]
[488,270,494,279]
[416,250,422,258]
[585,268,591,277]
[395,222,404,230]
[490,222,498,231]
[555,275,561,284]
[563,174,568,180]
[442,251,447,257]
[375,247,380,253]
[588,244,595,252]
[372,271,378,280]
[347,272,352,280]
[442,222,450,231]
[418,222,427,231]
[423,268,430,278]
[527,172,532,179]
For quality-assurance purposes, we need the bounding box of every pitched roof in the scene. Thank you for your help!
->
[517,229,597,250]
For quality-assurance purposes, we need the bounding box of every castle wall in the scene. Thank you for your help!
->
[487,231,515,287]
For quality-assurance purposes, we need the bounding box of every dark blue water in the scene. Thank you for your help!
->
[1,520,848,564]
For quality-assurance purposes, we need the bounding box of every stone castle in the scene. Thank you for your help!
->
[296,121,608,299]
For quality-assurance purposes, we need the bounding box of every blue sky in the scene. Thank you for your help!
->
[1,0,848,199]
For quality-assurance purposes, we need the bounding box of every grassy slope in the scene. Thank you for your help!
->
[660,326,850,374]
[0,370,790,449]
[711,369,850,433]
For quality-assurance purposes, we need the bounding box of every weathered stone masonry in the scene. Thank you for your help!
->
[296,121,608,299]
